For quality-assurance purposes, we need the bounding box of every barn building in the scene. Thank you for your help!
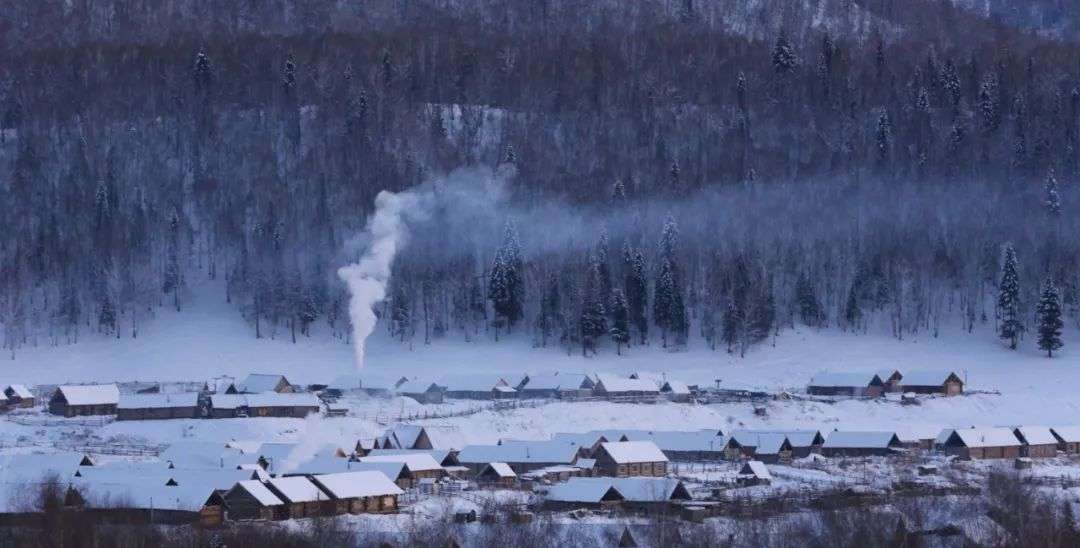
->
[820,431,903,457]
[357,454,445,487]
[438,375,518,400]
[516,373,595,399]
[740,430,824,458]
[941,428,1022,459]
[875,370,904,393]
[593,441,668,477]
[49,384,120,417]
[223,480,285,521]
[477,462,517,487]
[457,441,580,474]
[543,478,624,510]
[592,374,661,400]
[659,380,692,403]
[899,371,964,396]
[209,393,321,419]
[394,379,444,404]
[737,461,772,486]
[1012,426,1058,458]
[621,430,727,461]
[4,385,34,408]
[116,392,201,420]
[234,374,294,394]
[806,373,883,397]
[309,471,403,514]
[264,476,327,519]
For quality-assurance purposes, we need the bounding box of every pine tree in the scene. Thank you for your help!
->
[1046,168,1062,216]
[796,271,823,327]
[654,258,675,347]
[489,221,524,335]
[844,284,861,331]
[580,257,607,356]
[997,244,1023,350]
[771,29,799,75]
[391,285,411,342]
[721,300,739,353]
[624,247,649,344]
[611,179,627,202]
[609,288,630,355]
[1036,278,1064,357]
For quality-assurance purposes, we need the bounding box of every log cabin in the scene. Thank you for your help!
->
[116,392,200,420]
[593,441,668,477]
[48,384,120,417]
[309,471,403,514]
[941,428,1022,460]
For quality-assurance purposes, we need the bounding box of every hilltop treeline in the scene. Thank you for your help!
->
[0,1,1078,357]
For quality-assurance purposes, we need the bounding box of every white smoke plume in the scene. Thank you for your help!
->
[337,190,419,370]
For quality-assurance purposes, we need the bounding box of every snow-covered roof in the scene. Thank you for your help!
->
[169,468,259,489]
[359,453,443,472]
[748,434,789,455]
[56,384,119,406]
[520,374,563,391]
[598,441,668,464]
[210,393,320,409]
[947,428,1020,448]
[117,392,199,410]
[575,458,597,469]
[822,431,900,449]
[237,374,290,393]
[384,424,427,449]
[740,430,823,447]
[808,372,877,388]
[5,385,32,399]
[739,460,771,480]
[73,481,215,511]
[607,477,687,502]
[365,449,452,465]
[395,379,441,393]
[328,373,402,391]
[901,370,961,386]
[894,426,945,443]
[546,479,623,503]
[313,471,404,499]
[875,369,902,382]
[935,429,955,446]
[73,466,176,486]
[0,452,94,478]
[267,476,325,503]
[482,462,516,478]
[594,374,660,393]
[161,442,255,469]
[1014,426,1058,446]
[231,480,283,506]
[551,432,610,447]
[437,375,510,392]
[621,430,726,453]
[661,380,691,394]
[1052,426,1080,443]
[458,442,579,465]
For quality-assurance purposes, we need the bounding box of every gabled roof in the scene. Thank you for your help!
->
[267,476,326,503]
[358,453,443,472]
[608,477,689,502]
[740,430,824,447]
[0,452,94,478]
[748,434,790,455]
[73,481,217,511]
[1051,426,1080,444]
[117,392,199,410]
[480,462,516,478]
[808,372,878,388]
[598,441,668,464]
[395,379,441,393]
[946,428,1020,448]
[237,374,290,393]
[594,374,660,393]
[901,370,962,386]
[875,369,903,382]
[660,381,691,395]
[437,375,510,392]
[161,442,255,469]
[822,431,901,449]
[328,373,403,391]
[55,384,119,406]
[365,449,454,465]
[894,426,945,443]
[739,460,772,480]
[1013,426,1058,446]
[230,480,283,506]
[210,393,320,409]
[5,385,32,399]
[551,432,610,447]
[312,471,404,498]
[385,424,427,449]
[546,479,623,503]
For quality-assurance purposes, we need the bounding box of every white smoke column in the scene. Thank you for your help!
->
[337,190,418,370]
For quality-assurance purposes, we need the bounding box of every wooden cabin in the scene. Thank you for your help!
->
[223,480,284,521]
[659,380,692,403]
[477,462,517,488]
[234,374,294,394]
[592,374,661,400]
[438,375,518,400]
[543,479,624,510]
[457,442,580,475]
[899,371,964,396]
[806,373,883,397]
[209,393,320,419]
[395,380,444,404]
[1013,427,1059,458]
[357,454,446,487]
[737,461,772,486]
[264,477,327,519]
[593,441,668,477]
[821,431,903,457]
[740,430,824,458]
[49,384,120,417]
[941,428,1022,460]
[116,392,200,420]
[4,385,34,408]
[875,370,904,393]
[516,373,595,399]
[310,471,403,514]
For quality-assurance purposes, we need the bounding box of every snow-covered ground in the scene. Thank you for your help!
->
[1,280,1078,443]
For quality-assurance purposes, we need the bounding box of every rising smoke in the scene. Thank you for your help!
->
[337,166,511,370]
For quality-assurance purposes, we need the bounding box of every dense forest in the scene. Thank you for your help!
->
[1,0,1078,358]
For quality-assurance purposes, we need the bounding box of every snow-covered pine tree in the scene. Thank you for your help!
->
[796,271,823,327]
[611,179,627,202]
[609,288,630,355]
[654,258,675,347]
[391,285,411,342]
[997,244,1023,350]
[625,247,649,344]
[1036,278,1064,358]
[771,29,799,75]
[721,299,739,353]
[1045,168,1062,216]
[489,221,524,336]
[580,257,607,356]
